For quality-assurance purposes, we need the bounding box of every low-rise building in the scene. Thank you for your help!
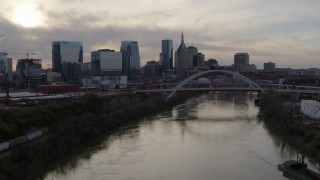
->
[16,58,42,88]
[82,75,127,90]
[144,61,163,78]
[301,100,320,119]
[47,72,61,83]
[238,64,257,73]
[205,59,219,70]
[264,62,276,72]
[35,84,80,94]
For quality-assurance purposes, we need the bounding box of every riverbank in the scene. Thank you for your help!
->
[258,94,320,162]
[0,93,186,180]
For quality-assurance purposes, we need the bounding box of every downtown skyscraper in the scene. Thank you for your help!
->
[52,41,83,82]
[0,52,12,82]
[120,41,140,81]
[175,32,188,79]
[52,41,83,72]
[160,39,173,72]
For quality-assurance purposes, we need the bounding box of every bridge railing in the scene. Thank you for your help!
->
[273,84,320,90]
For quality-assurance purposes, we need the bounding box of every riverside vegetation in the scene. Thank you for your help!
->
[259,94,320,162]
[0,93,186,180]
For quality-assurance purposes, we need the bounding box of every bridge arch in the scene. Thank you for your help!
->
[166,70,264,101]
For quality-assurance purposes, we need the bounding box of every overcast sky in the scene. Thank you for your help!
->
[0,0,319,69]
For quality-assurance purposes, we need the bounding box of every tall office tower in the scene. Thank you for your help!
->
[91,49,122,76]
[187,46,198,68]
[52,41,83,82]
[120,41,140,80]
[234,52,249,71]
[0,52,6,62]
[0,52,12,82]
[52,41,83,73]
[175,32,188,79]
[160,39,173,72]
[0,52,7,75]
[4,58,12,82]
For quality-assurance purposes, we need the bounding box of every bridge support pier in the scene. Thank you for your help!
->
[161,92,169,98]
[291,93,299,101]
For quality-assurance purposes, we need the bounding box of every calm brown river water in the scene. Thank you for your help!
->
[43,93,320,180]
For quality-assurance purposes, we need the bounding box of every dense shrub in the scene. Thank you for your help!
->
[259,94,320,161]
[0,94,172,180]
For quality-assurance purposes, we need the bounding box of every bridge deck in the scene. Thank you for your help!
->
[135,87,262,94]
[136,87,320,94]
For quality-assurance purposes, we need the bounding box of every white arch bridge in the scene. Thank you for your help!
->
[135,70,265,101]
[165,70,264,101]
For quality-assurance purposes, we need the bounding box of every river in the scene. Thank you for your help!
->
[43,92,320,180]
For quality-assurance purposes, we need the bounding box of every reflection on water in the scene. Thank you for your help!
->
[43,92,319,180]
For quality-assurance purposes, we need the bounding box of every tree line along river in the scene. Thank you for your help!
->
[42,92,320,180]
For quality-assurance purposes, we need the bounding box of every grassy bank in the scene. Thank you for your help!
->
[0,93,175,180]
[259,94,320,161]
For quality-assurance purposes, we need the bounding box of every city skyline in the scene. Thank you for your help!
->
[0,0,320,69]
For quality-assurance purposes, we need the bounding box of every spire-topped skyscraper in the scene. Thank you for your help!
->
[181,32,184,45]
[175,32,188,79]
[178,31,186,50]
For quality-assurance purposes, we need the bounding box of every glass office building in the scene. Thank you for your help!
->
[61,62,81,83]
[160,39,173,72]
[120,41,140,81]
[52,41,83,73]
[0,52,13,82]
[52,41,83,83]
[91,49,122,76]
